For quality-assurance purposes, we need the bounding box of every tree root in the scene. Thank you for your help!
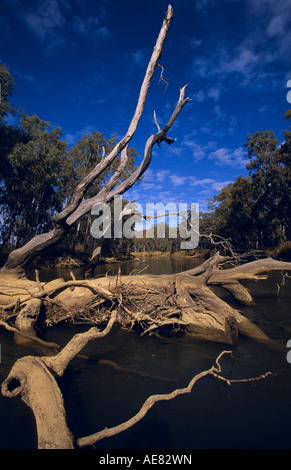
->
[1,254,290,350]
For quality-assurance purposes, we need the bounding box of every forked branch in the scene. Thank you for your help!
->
[2,4,187,271]
[55,4,176,226]
[76,350,276,447]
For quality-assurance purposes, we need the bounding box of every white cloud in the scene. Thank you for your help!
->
[188,37,203,49]
[170,174,188,186]
[220,47,259,76]
[15,70,37,84]
[156,170,170,182]
[209,147,247,167]
[182,139,217,162]
[189,178,216,187]
[64,125,97,146]
[190,0,291,95]
[248,0,291,41]
[192,89,206,103]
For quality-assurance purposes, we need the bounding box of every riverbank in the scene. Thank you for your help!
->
[129,249,209,261]
[23,249,210,270]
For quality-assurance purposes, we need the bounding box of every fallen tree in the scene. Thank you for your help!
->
[0,252,290,350]
[0,3,291,450]
[0,5,289,348]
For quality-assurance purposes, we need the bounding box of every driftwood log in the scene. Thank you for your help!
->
[1,253,289,448]
[0,253,290,351]
[1,313,277,449]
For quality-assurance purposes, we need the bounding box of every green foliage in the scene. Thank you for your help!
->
[0,62,15,120]
[67,132,138,197]
[201,125,291,250]
[132,223,182,253]
[0,114,70,245]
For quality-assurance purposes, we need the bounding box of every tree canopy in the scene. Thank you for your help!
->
[200,126,291,250]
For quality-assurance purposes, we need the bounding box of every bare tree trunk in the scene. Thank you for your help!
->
[1,5,189,274]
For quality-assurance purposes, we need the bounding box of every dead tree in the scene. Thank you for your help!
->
[0,2,290,347]
[1,4,189,276]
[1,4,291,450]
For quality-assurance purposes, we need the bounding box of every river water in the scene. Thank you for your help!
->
[0,257,291,449]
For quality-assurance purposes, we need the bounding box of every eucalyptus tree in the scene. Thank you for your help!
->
[245,129,291,246]
[66,132,138,255]
[0,62,14,120]
[0,114,70,247]
[201,127,291,250]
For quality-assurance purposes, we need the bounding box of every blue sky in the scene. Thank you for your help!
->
[1,0,291,215]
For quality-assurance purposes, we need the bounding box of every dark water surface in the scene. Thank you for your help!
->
[1,258,291,449]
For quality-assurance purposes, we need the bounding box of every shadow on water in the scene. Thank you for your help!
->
[1,258,291,449]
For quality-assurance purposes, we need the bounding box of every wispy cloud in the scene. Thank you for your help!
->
[22,0,111,53]
[15,69,37,84]
[190,0,291,97]
[127,167,234,208]
[128,49,147,68]
[182,138,217,162]
[24,0,66,46]
[72,14,110,40]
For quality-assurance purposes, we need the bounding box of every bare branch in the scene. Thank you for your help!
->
[154,110,161,132]
[105,85,190,202]
[77,350,275,447]
[54,5,175,226]
[0,319,60,351]
[42,310,117,376]
[157,63,170,93]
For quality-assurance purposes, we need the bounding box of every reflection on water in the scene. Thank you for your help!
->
[26,256,204,282]
[1,259,291,449]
